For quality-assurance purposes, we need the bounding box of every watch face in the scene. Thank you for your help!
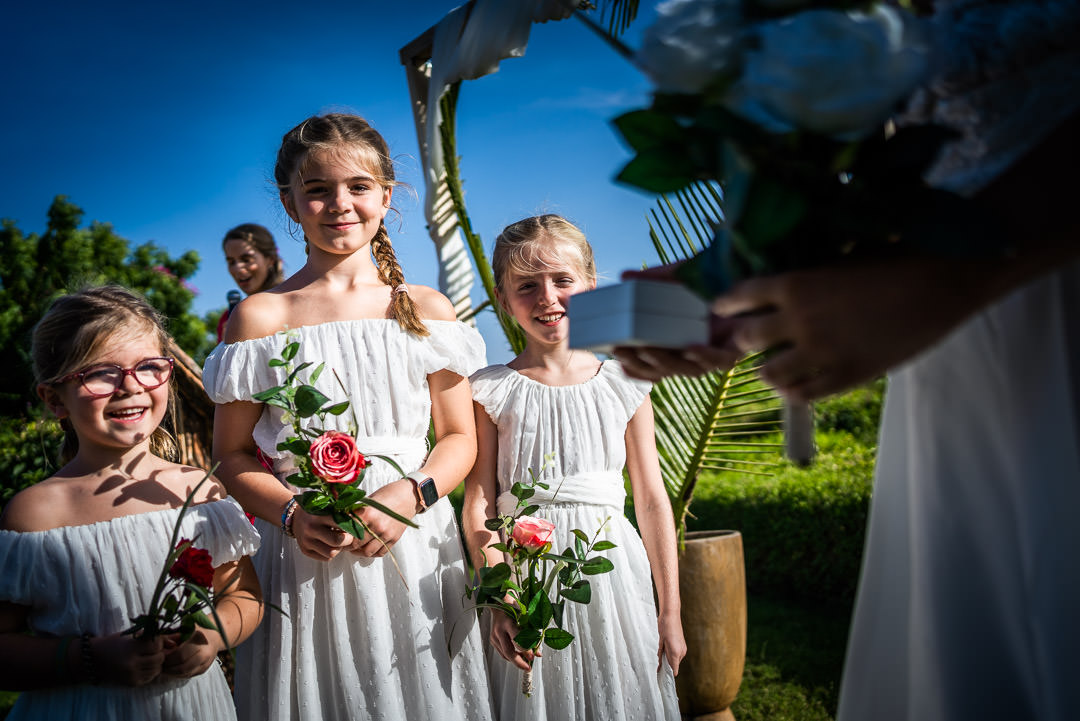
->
[419,478,439,508]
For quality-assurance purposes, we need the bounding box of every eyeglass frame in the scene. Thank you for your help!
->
[55,356,176,398]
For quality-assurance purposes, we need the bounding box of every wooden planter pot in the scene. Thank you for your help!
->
[677,530,747,721]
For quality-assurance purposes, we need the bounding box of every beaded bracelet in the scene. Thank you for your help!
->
[54,635,74,683]
[281,498,298,538]
[80,633,98,685]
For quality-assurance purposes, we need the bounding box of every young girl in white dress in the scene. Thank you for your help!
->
[202,113,494,721]
[0,285,263,720]
[463,215,685,721]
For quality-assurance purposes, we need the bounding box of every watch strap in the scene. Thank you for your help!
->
[405,471,438,512]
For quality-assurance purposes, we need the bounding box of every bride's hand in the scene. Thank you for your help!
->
[712,255,1003,401]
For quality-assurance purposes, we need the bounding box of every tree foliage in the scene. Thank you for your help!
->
[0,196,210,413]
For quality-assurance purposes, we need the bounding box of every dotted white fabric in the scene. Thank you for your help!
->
[471,360,681,721]
[203,319,493,721]
[0,499,260,720]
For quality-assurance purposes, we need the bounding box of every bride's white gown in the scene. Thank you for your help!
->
[838,2,1080,719]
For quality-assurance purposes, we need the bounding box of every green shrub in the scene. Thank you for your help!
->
[0,409,62,507]
[813,379,885,446]
[687,430,874,606]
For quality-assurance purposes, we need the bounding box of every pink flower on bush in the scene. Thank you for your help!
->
[309,431,367,484]
[169,540,215,588]
[512,516,555,550]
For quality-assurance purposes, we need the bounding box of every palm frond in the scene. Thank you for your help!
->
[588,0,640,36]
[646,182,783,544]
[438,82,527,354]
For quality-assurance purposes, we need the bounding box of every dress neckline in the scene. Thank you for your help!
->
[223,317,464,346]
[504,359,611,389]
[0,498,235,537]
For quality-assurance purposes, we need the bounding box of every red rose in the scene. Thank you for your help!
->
[169,540,215,588]
[511,516,555,551]
[309,431,367,484]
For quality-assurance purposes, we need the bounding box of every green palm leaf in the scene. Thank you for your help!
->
[439,82,527,355]
[645,182,783,544]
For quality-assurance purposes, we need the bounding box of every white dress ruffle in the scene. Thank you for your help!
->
[471,360,681,721]
[202,319,494,721]
[0,499,260,720]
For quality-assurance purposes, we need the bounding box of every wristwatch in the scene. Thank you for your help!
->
[406,471,438,513]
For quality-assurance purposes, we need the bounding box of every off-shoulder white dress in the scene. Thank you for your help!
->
[202,319,494,721]
[0,498,260,720]
[838,2,1080,719]
[471,360,680,721]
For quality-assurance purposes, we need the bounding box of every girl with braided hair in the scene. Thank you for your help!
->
[203,113,493,721]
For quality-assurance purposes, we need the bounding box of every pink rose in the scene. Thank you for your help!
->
[309,431,366,484]
[512,516,555,550]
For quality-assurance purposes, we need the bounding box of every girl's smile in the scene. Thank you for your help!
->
[283,154,391,256]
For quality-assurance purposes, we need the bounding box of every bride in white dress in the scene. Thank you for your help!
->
[203,113,493,721]
[615,1,1080,717]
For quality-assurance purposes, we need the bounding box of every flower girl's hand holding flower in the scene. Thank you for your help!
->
[90,632,167,687]
[291,508,356,561]
[349,480,419,558]
[489,604,539,672]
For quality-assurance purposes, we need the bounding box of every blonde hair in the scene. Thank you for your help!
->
[32,285,179,463]
[492,215,597,292]
[275,113,428,336]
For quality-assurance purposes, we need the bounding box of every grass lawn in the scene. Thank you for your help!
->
[733,594,852,721]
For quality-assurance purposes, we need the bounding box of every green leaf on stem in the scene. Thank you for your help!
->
[613,109,686,152]
[617,150,696,194]
[286,362,313,385]
[560,579,592,604]
[484,518,504,532]
[543,628,574,650]
[479,563,511,589]
[282,342,299,361]
[514,629,542,651]
[571,529,589,544]
[297,490,333,514]
[581,557,615,575]
[324,401,350,416]
[277,438,311,456]
[294,386,330,418]
[360,496,419,529]
[251,386,285,402]
[592,540,617,551]
[335,512,366,540]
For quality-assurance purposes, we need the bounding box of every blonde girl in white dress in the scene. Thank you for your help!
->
[203,113,493,721]
[463,215,684,721]
[0,285,262,720]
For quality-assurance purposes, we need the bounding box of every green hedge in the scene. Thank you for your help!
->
[687,430,875,607]
[0,410,62,507]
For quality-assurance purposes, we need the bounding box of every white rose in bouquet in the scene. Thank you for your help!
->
[636,0,743,95]
[726,6,933,139]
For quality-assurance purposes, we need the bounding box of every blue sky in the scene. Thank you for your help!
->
[2,1,662,364]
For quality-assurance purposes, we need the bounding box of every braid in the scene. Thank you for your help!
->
[371,224,429,337]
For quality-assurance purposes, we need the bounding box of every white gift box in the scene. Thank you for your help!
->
[568,279,709,355]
